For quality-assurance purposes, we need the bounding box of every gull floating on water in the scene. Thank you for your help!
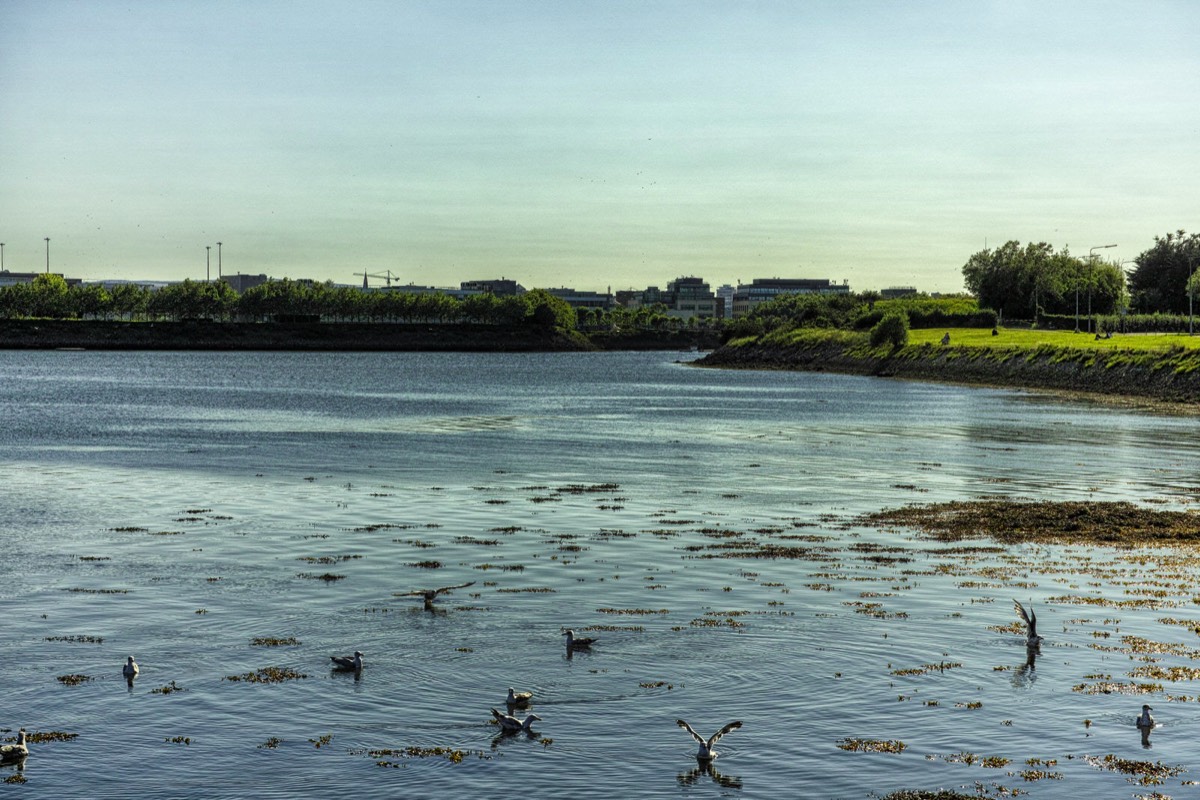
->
[506,687,533,707]
[330,651,364,671]
[1013,599,1044,646]
[563,629,596,650]
[395,581,476,610]
[0,730,28,764]
[1137,704,1155,729]
[676,719,742,761]
[491,708,541,733]
[122,656,139,679]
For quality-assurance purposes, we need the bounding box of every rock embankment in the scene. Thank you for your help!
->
[0,320,588,352]
[697,338,1200,405]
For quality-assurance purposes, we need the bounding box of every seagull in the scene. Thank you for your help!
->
[1013,599,1044,646]
[122,656,139,679]
[330,651,364,671]
[1137,704,1155,729]
[491,708,541,733]
[0,729,28,764]
[395,581,476,610]
[676,719,742,761]
[506,687,533,707]
[564,629,597,650]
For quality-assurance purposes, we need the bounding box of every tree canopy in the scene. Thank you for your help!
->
[961,240,1125,320]
[1128,230,1200,314]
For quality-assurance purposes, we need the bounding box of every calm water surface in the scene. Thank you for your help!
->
[2,350,1199,799]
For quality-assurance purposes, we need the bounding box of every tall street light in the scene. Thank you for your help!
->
[1088,244,1117,333]
[0,242,5,271]
[206,246,211,282]
[44,237,50,274]
[217,241,223,280]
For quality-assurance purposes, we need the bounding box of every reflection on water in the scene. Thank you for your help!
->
[1,350,1199,798]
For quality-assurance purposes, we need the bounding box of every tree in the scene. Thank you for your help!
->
[1128,230,1200,313]
[29,273,71,318]
[961,241,1102,320]
[523,289,576,329]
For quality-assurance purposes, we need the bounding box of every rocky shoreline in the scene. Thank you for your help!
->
[0,319,720,353]
[696,337,1200,407]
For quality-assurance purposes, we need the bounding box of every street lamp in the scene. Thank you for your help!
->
[206,246,211,282]
[1087,244,1117,333]
[44,237,50,274]
[0,242,5,271]
[217,241,222,280]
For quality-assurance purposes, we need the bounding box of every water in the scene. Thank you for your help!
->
[1,350,1199,798]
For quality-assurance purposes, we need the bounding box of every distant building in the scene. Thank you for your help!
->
[461,278,526,296]
[731,277,850,317]
[617,276,718,319]
[381,283,481,300]
[542,287,613,311]
[716,284,735,319]
[0,270,82,288]
[221,273,270,293]
[880,286,918,299]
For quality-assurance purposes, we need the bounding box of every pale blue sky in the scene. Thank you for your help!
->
[1,1,1197,292]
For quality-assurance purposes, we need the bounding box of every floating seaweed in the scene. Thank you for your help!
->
[223,667,309,684]
[837,738,906,754]
[56,674,91,686]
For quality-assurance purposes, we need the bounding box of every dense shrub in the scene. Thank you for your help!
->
[869,312,909,348]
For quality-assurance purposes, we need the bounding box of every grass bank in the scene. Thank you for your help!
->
[697,327,1200,406]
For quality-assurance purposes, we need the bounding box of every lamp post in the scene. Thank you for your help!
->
[206,246,211,282]
[1087,244,1117,333]
[1187,251,1198,336]
[44,237,50,274]
[217,241,222,280]
[0,242,5,271]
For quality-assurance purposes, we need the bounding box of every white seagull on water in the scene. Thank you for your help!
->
[1013,599,1044,646]
[0,729,28,764]
[506,687,533,707]
[491,708,541,733]
[676,719,742,761]
[122,656,139,679]
[330,651,364,671]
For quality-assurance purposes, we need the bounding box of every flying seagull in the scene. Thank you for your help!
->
[395,581,476,610]
[1013,599,1044,646]
[676,719,742,761]
[330,651,364,671]
[491,708,541,733]
[0,729,28,764]
[563,629,597,650]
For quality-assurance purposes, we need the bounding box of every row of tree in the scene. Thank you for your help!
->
[0,275,581,330]
[961,230,1200,321]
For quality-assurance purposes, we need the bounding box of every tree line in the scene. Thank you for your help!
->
[961,230,1200,324]
[0,276,584,329]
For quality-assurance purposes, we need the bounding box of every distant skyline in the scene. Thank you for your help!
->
[2,1,1198,293]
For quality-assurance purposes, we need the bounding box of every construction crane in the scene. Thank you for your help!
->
[354,270,399,289]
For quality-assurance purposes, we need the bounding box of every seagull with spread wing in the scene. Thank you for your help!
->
[676,719,742,761]
[1013,599,1044,646]
[395,581,476,610]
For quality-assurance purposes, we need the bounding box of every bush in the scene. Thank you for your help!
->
[869,311,909,348]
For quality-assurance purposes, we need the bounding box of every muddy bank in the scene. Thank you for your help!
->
[0,319,723,353]
[696,337,1200,405]
[0,320,590,352]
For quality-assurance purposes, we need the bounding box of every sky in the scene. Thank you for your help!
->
[1,1,1198,294]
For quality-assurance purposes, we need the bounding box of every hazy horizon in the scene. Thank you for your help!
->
[2,1,1197,293]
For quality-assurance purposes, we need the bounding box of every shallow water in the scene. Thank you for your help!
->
[2,350,1199,798]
